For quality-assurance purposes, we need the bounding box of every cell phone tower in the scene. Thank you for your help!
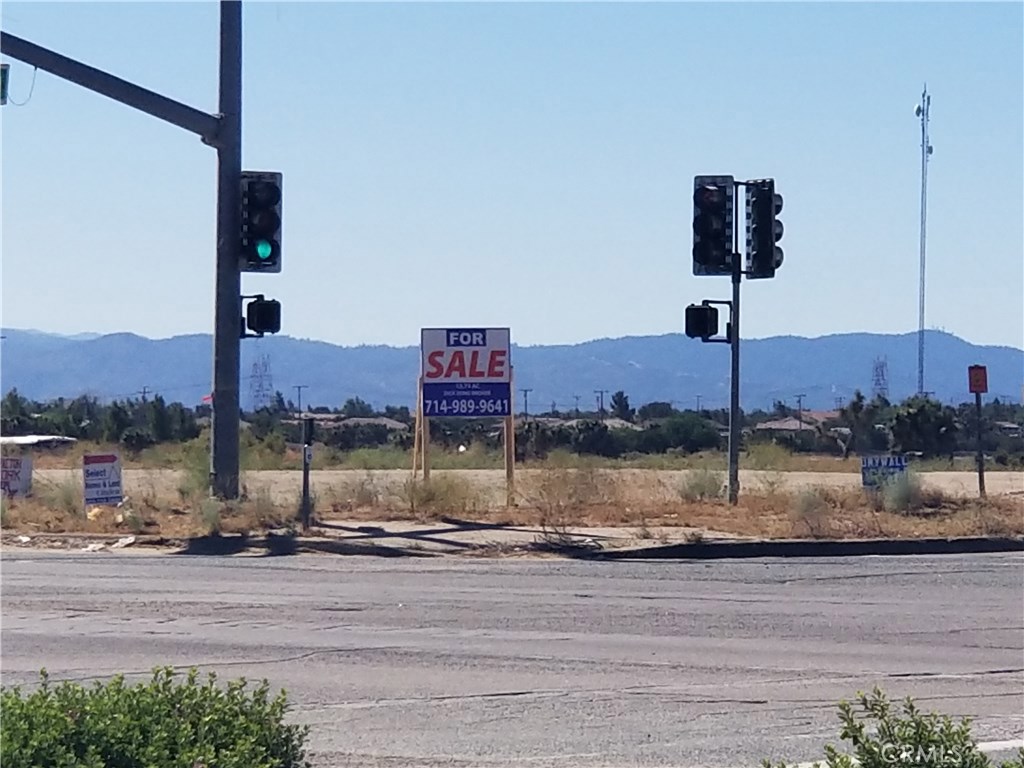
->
[915,85,933,395]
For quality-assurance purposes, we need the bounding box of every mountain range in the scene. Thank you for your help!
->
[1,328,1021,412]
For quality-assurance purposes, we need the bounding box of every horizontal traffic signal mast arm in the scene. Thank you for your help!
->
[0,31,221,145]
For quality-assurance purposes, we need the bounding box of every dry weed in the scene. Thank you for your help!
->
[679,469,724,502]
[400,474,482,521]
[790,487,832,538]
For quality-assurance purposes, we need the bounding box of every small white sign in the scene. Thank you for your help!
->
[1,455,33,498]
[303,445,313,465]
[83,453,123,506]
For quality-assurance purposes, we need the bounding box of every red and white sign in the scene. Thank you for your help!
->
[968,365,988,395]
[420,328,511,384]
[83,452,123,506]
[1,455,32,498]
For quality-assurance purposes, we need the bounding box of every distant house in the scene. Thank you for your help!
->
[994,421,1023,438]
[0,434,78,448]
[753,417,819,436]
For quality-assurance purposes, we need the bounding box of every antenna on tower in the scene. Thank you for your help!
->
[249,351,274,412]
[915,84,933,395]
[872,356,889,401]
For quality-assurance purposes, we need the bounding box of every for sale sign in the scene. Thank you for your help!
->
[83,453,123,506]
[968,365,988,395]
[1,455,32,498]
[420,327,512,418]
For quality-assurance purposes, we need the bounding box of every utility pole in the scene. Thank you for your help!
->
[293,384,308,414]
[211,0,243,499]
[695,394,702,413]
[2,2,245,500]
[520,388,532,420]
[137,386,151,402]
[594,389,608,419]
[795,393,806,425]
[573,394,581,416]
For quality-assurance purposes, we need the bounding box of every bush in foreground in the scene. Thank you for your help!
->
[764,687,1024,768]
[1,667,311,768]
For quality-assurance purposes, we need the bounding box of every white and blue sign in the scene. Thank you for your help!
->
[420,327,512,418]
[861,454,909,489]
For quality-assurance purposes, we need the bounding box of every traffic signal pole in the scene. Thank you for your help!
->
[2,1,245,499]
[212,0,243,499]
[727,185,742,505]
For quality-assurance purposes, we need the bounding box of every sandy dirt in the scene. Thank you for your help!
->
[32,467,1024,506]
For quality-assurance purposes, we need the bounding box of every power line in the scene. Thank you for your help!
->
[293,384,308,414]
[520,388,532,420]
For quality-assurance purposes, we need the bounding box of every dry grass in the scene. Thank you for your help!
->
[18,437,1024,477]
[2,466,1021,541]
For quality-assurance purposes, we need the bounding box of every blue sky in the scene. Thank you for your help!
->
[2,1,1022,350]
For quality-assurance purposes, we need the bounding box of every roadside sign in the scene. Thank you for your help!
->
[303,445,313,465]
[420,327,512,418]
[1,455,32,498]
[861,454,908,489]
[83,453,123,506]
[968,365,988,395]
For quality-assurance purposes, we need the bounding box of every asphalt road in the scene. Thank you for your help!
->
[2,552,1022,767]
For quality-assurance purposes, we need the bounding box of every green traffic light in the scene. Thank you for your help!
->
[256,240,273,260]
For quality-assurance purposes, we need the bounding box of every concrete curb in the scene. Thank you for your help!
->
[3,532,1023,560]
[592,536,1024,560]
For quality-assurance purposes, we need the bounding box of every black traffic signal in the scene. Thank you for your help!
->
[245,297,281,336]
[240,171,282,273]
[745,179,784,279]
[685,304,719,340]
[692,175,734,276]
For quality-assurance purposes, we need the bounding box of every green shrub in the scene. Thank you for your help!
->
[1,667,310,768]
[763,686,1024,768]
[881,471,924,513]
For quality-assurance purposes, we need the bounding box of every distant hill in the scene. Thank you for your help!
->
[1,328,1020,412]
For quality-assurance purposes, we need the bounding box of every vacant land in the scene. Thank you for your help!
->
[4,466,1020,543]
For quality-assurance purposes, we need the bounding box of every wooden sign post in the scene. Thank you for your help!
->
[413,328,515,507]
[967,364,988,498]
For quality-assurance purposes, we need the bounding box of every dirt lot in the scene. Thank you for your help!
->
[30,467,1024,506]
[0,466,1013,543]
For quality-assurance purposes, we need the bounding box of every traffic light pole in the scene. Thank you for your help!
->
[727,185,742,506]
[2,1,245,499]
[211,0,243,499]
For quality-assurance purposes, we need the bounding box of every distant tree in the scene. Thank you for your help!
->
[1,389,34,435]
[146,395,172,442]
[382,405,411,423]
[637,401,675,421]
[167,402,200,441]
[890,396,959,458]
[103,402,132,443]
[660,413,722,453]
[610,391,634,422]
[341,397,374,418]
[270,391,287,413]
[834,390,888,457]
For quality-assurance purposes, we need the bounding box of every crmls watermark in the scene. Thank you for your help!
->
[879,743,966,765]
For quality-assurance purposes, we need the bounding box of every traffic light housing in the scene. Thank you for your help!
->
[745,179,784,279]
[685,304,719,340]
[692,175,734,276]
[240,171,282,273]
[245,297,281,336]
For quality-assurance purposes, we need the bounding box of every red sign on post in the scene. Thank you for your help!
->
[968,365,988,395]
